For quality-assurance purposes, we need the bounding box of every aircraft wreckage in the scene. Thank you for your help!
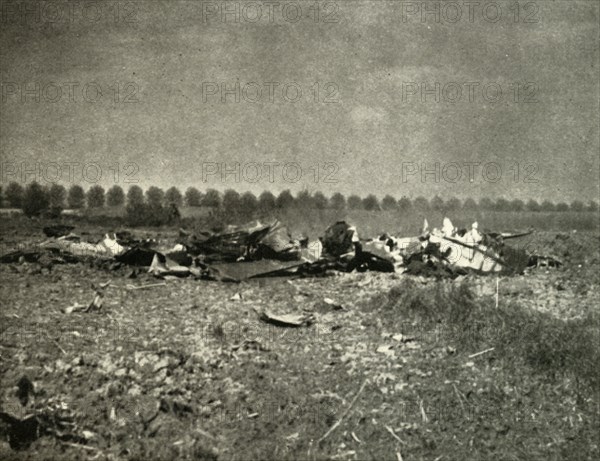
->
[0,218,561,282]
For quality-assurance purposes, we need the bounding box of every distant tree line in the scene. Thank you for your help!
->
[1,181,599,218]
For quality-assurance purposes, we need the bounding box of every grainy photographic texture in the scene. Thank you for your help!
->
[0,1,598,460]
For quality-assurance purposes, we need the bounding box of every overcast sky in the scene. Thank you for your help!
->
[1,0,598,202]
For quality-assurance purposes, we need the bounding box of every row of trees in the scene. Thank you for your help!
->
[2,181,599,217]
[2,183,196,210]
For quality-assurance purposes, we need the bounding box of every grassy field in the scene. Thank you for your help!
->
[79,206,599,236]
[273,209,600,239]
[0,216,599,460]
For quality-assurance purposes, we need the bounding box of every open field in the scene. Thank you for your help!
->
[1,215,599,460]
[272,210,600,240]
[67,207,600,235]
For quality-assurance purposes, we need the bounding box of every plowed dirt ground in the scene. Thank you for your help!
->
[1,219,598,461]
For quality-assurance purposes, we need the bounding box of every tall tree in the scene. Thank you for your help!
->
[275,190,294,209]
[398,196,412,211]
[202,188,221,207]
[381,195,397,211]
[329,192,346,210]
[430,195,444,211]
[5,182,24,208]
[222,189,240,212]
[362,194,380,211]
[22,182,49,217]
[569,200,585,212]
[67,185,85,209]
[48,183,66,209]
[347,195,362,210]
[462,198,478,211]
[165,186,183,206]
[240,192,258,214]
[145,186,165,207]
[87,185,105,208]
[413,196,429,211]
[526,199,541,212]
[445,197,462,211]
[106,185,125,207]
[258,191,276,212]
[127,185,144,206]
[295,190,313,208]
[185,187,202,207]
[555,202,569,212]
[541,200,555,211]
[495,198,510,211]
[313,191,328,210]
[478,197,494,211]
[510,199,525,212]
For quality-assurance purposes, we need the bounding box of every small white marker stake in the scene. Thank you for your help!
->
[495,277,499,308]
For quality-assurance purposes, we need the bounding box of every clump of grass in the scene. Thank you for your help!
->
[371,279,600,390]
[501,309,599,387]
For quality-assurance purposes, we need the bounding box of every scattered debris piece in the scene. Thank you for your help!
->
[148,253,197,278]
[43,224,75,238]
[318,379,369,443]
[322,221,359,258]
[0,412,41,450]
[116,246,157,266]
[63,303,86,314]
[317,297,345,312]
[85,283,109,313]
[207,259,305,282]
[182,220,302,262]
[16,376,34,407]
[259,309,314,327]
[286,432,300,441]
[468,347,495,358]
[392,334,415,343]
[126,282,168,290]
[385,424,405,444]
